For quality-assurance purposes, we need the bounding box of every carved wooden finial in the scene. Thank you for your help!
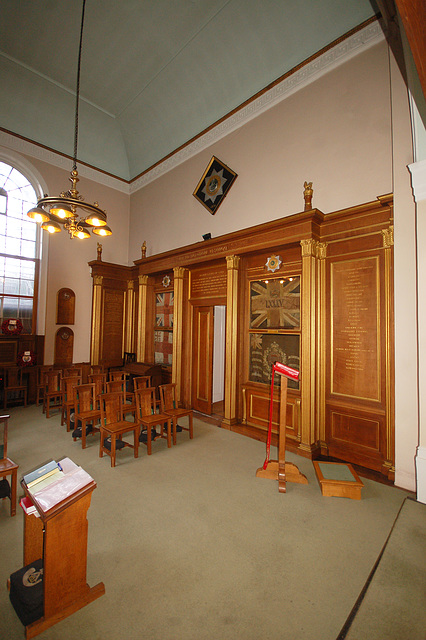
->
[97,242,102,261]
[141,241,147,259]
[303,181,313,211]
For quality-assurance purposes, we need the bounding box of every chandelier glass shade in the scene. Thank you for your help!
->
[27,0,112,240]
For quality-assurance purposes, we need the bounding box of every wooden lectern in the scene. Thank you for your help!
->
[9,459,105,638]
[256,362,308,493]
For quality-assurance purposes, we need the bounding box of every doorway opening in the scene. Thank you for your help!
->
[212,305,226,418]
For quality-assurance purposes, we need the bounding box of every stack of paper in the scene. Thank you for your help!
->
[24,458,94,513]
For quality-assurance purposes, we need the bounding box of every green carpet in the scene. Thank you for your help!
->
[338,496,426,640]
[0,404,417,639]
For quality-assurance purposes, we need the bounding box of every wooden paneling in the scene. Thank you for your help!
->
[189,263,227,301]
[101,289,124,367]
[54,327,73,366]
[243,384,300,446]
[91,193,394,479]
[56,288,75,325]
[330,257,380,401]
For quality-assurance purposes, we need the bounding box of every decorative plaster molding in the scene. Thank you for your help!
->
[130,21,384,193]
[408,159,426,203]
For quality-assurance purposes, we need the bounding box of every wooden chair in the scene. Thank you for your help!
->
[61,375,82,432]
[3,367,27,410]
[106,379,136,419]
[88,373,107,406]
[72,384,101,449]
[108,370,127,382]
[91,364,104,374]
[36,365,52,406]
[99,392,139,467]
[132,376,151,390]
[63,366,83,378]
[0,415,18,516]
[122,351,136,367]
[43,370,63,418]
[134,387,172,454]
[159,383,193,441]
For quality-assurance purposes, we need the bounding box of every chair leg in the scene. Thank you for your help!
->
[99,429,104,458]
[146,425,152,455]
[81,419,87,449]
[134,427,139,458]
[189,414,193,439]
[166,419,171,448]
[111,436,116,467]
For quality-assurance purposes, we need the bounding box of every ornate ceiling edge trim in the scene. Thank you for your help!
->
[130,20,384,194]
[0,130,131,195]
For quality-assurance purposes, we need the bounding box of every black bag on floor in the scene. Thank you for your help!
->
[9,559,44,626]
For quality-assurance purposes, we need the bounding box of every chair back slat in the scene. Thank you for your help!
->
[6,367,23,388]
[133,376,151,390]
[62,376,81,400]
[45,370,62,393]
[0,414,9,460]
[100,392,123,426]
[88,373,107,397]
[135,387,156,418]
[159,384,176,412]
[109,370,128,382]
[73,383,96,413]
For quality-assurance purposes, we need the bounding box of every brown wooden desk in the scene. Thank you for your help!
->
[123,362,163,388]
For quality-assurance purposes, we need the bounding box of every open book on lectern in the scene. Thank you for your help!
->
[22,457,94,513]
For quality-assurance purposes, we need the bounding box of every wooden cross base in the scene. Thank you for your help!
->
[256,460,308,493]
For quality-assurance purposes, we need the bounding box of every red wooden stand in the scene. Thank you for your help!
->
[256,365,308,493]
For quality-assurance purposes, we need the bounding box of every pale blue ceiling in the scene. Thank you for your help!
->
[0,0,377,181]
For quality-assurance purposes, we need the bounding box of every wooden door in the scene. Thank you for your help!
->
[192,306,214,414]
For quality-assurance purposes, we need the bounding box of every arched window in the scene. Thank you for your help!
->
[0,162,40,334]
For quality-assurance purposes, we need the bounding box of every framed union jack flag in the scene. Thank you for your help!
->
[154,330,173,365]
[155,291,174,328]
[250,277,300,329]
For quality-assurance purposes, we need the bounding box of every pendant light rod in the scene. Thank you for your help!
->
[27,0,112,239]
[73,0,86,171]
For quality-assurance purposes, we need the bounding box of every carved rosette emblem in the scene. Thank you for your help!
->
[162,275,171,288]
[265,255,282,273]
[60,329,71,340]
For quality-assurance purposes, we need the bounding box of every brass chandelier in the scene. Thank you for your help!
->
[27,0,112,239]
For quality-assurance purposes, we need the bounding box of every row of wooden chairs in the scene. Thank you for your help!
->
[39,368,193,467]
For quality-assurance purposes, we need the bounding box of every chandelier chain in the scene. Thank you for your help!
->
[73,0,86,171]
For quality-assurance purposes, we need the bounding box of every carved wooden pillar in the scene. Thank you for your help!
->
[317,242,328,450]
[222,255,240,429]
[137,275,148,362]
[125,280,135,355]
[172,267,186,403]
[90,275,103,365]
[381,225,395,478]
[299,239,318,454]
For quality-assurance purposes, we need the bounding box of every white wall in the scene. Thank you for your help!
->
[129,41,393,257]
